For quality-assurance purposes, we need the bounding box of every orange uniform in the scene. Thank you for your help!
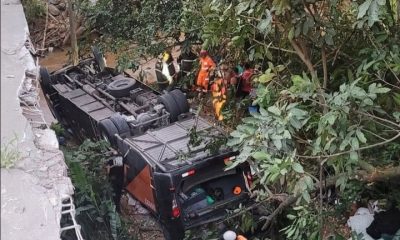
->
[211,78,226,121]
[196,55,216,90]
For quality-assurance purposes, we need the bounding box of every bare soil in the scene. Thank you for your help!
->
[120,193,165,240]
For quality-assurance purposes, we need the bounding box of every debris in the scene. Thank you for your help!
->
[126,194,149,214]
[48,4,61,16]
[347,213,374,240]
[56,2,66,11]
[366,206,400,239]
[347,207,375,240]
[34,128,59,150]
[49,0,61,5]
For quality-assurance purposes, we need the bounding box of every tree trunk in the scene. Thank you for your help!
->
[68,0,78,66]
[398,0,400,22]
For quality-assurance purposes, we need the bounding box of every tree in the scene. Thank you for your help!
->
[75,0,400,238]
[77,0,184,70]
[68,0,79,65]
[181,0,400,238]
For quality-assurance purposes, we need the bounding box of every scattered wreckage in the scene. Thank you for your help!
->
[39,47,252,240]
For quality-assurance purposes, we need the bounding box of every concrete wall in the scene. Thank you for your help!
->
[1,1,76,239]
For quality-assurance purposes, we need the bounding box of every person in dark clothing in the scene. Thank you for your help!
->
[177,50,197,74]
[106,155,125,212]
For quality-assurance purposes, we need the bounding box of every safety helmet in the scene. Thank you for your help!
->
[200,49,208,55]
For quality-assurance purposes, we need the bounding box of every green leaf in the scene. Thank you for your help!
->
[302,16,314,35]
[340,138,350,151]
[287,214,296,220]
[268,105,282,116]
[289,118,303,130]
[259,107,269,116]
[363,98,374,106]
[325,33,334,45]
[283,130,291,139]
[350,151,358,162]
[302,191,311,203]
[326,113,337,125]
[394,112,400,122]
[252,151,268,160]
[368,0,380,26]
[293,206,304,211]
[356,129,367,143]
[358,0,372,19]
[258,73,275,83]
[304,176,314,190]
[351,137,360,150]
[257,17,272,34]
[290,108,308,118]
[375,87,391,94]
[273,139,282,150]
[230,130,243,138]
[227,137,243,146]
[288,27,294,41]
[394,93,400,106]
[336,175,348,192]
[231,36,241,42]
[235,1,250,14]
[292,162,304,173]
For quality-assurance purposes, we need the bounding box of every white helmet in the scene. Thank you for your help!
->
[223,230,237,240]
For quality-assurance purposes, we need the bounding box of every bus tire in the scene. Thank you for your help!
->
[98,118,118,147]
[109,114,130,136]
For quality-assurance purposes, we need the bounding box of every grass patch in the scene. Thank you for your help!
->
[1,136,21,168]
[21,0,46,24]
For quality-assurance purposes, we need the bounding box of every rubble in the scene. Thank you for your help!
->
[28,0,85,52]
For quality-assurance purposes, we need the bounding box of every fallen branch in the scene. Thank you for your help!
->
[49,13,59,24]
[261,194,300,230]
[42,3,49,51]
[259,165,400,231]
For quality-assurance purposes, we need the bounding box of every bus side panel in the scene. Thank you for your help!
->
[125,165,156,212]
[120,138,157,213]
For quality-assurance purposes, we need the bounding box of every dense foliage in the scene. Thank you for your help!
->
[21,0,46,25]
[75,0,400,238]
[63,140,134,240]
[77,0,183,70]
[180,0,400,239]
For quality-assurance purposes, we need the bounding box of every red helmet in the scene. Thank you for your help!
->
[200,49,208,55]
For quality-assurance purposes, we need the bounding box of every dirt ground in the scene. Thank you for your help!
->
[120,193,165,240]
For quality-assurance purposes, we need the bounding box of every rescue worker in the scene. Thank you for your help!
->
[239,63,254,97]
[196,49,216,92]
[155,51,177,91]
[162,51,176,84]
[106,152,125,212]
[211,70,227,121]
[223,230,248,240]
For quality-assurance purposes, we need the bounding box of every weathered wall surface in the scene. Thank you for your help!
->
[1,1,75,239]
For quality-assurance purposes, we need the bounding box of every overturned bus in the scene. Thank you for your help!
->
[40,48,252,239]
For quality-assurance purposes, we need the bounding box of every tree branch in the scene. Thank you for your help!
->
[357,111,400,128]
[252,38,297,54]
[297,132,400,159]
[290,39,316,76]
[261,194,300,230]
[321,45,328,89]
[259,165,400,231]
